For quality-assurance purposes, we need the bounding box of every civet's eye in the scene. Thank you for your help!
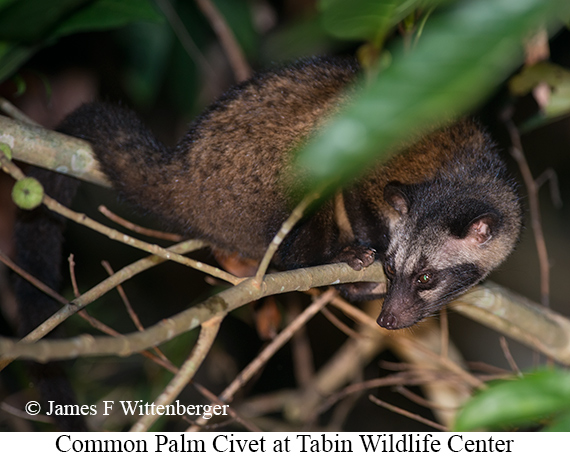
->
[417,273,431,284]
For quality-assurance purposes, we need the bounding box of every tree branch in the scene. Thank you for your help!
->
[0,114,110,187]
[2,111,570,368]
[0,262,385,361]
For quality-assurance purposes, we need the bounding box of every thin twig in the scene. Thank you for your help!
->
[130,316,224,432]
[68,254,80,297]
[222,289,336,402]
[317,375,406,422]
[326,294,385,331]
[0,97,40,126]
[499,336,521,376]
[503,112,550,307]
[99,205,183,242]
[434,349,484,390]
[0,246,68,371]
[327,388,362,430]
[1,247,181,374]
[1,402,52,424]
[310,372,434,423]
[0,151,238,286]
[101,260,144,332]
[55,244,179,372]
[368,394,448,431]
[155,0,221,87]
[46,192,237,284]
[191,382,262,432]
[394,386,458,412]
[467,361,511,376]
[70,257,256,431]
[254,191,321,286]
[0,239,206,368]
[288,301,315,389]
[0,262,385,361]
[320,307,362,340]
[70,256,136,341]
[534,168,563,209]
[0,248,67,305]
[195,0,251,82]
[328,296,484,390]
[101,260,172,364]
[187,288,338,431]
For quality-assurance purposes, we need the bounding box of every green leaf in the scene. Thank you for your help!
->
[0,0,20,12]
[260,17,339,63]
[119,21,173,107]
[319,0,437,41]
[53,0,163,39]
[454,369,570,431]
[295,0,570,194]
[510,62,570,118]
[0,0,162,83]
[0,41,39,83]
[0,0,91,42]
[166,40,200,114]
[11,73,27,96]
[543,410,570,432]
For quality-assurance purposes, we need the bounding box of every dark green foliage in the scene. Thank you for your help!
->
[455,369,570,431]
[0,0,162,82]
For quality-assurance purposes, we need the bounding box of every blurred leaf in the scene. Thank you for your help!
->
[543,411,570,432]
[519,110,570,133]
[0,0,90,42]
[547,85,570,118]
[0,0,19,9]
[119,21,173,107]
[11,73,27,96]
[261,17,340,63]
[509,62,570,94]
[295,0,570,194]
[0,41,38,83]
[454,369,570,431]
[0,0,162,84]
[510,62,570,118]
[53,0,162,38]
[318,0,437,41]
[166,39,201,115]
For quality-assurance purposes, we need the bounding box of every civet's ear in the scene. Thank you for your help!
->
[463,213,499,245]
[384,181,412,216]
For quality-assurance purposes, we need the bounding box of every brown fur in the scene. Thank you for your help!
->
[15,56,523,431]
[56,56,522,329]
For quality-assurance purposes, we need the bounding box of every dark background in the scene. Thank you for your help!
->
[0,0,569,432]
